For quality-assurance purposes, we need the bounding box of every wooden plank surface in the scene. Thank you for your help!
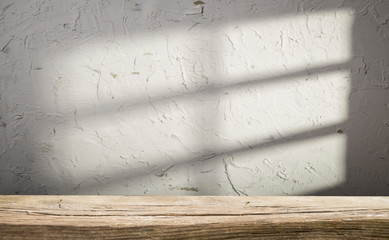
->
[0,196,388,239]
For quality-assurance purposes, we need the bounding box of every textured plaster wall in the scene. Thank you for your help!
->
[0,0,388,195]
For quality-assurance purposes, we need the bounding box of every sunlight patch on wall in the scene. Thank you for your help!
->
[39,9,354,117]
[214,70,351,145]
[219,132,347,196]
[215,9,354,81]
[32,7,355,194]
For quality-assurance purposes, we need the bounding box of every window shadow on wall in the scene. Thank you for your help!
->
[0,0,388,195]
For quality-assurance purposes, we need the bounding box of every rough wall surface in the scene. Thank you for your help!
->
[0,0,388,195]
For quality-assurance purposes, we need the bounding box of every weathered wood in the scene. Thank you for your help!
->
[0,196,388,239]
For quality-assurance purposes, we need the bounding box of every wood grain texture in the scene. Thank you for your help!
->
[0,196,388,239]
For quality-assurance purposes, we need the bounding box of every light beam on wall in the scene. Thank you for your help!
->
[31,8,354,195]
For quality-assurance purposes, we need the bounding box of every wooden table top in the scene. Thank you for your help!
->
[0,196,388,239]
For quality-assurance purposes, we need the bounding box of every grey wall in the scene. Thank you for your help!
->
[0,0,388,195]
